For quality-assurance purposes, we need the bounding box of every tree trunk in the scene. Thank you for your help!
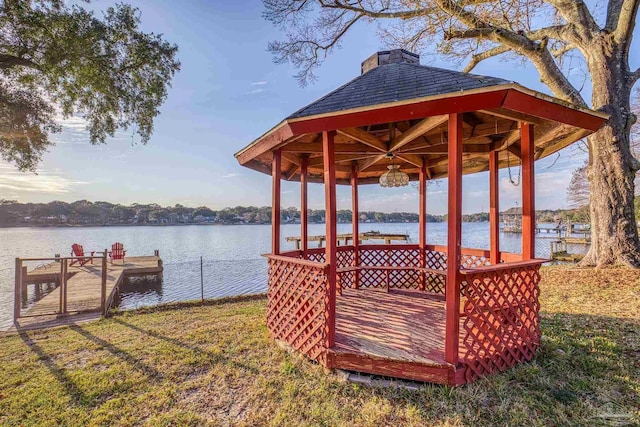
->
[580,47,640,267]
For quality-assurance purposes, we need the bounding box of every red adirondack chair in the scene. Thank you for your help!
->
[109,242,126,264]
[70,243,94,266]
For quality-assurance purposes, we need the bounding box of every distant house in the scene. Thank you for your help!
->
[501,207,522,232]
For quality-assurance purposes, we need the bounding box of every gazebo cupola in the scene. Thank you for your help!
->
[236,49,608,385]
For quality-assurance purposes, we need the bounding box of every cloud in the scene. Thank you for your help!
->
[359,190,418,212]
[251,81,268,86]
[49,114,133,145]
[57,115,88,130]
[248,88,266,95]
[494,168,572,211]
[220,173,239,179]
[0,163,92,196]
[49,115,89,145]
[534,170,573,209]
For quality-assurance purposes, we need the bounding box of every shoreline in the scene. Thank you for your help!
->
[0,220,462,229]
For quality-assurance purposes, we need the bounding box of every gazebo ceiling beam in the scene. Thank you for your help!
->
[464,135,495,145]
[535,126,588,159]
[507,144,521,158]
[285,164,300,180]
[282,141,379,154]
[469,123,512,138]
[308,163,352,174]
[281,152,301,166]
[397,120,437,147]
[414,151,494,172]
[399,120,516,152]
[396,153,424,168]
[462,112,483,127]
[458,120,516,139]
[389,115,448,152]
[308,153,377,167]
[395,135,434,152]
[405,143,495,155]
[478,108,542,125]
[487,122,562,156]
[337,154,380,164]
[492,129,521,151]
[395,120,412,134]
[364,165,421,174]
[398,135,495,153]
[358,154,387,172]
[337,127,388,152]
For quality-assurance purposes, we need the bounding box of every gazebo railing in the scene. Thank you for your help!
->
[265,254,330,365]
[271,245,543,384]
[460,260,543,382]
[285,244,509,292]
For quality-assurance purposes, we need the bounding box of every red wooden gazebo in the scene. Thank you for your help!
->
[235,50,607,385]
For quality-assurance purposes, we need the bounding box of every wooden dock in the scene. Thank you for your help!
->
[286,231,410,248]
[549,240,586,262]
[6,253,162,333]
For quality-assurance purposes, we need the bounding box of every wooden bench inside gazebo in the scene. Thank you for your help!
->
[235,49,608,385]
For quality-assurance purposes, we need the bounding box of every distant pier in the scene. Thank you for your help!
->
[6,251,163,333]
[286,231,410,248]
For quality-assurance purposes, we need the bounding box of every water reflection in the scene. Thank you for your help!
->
[118,275,164,309]
[21,282,58,310]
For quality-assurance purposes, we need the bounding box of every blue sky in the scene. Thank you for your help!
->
[1,0,638,214]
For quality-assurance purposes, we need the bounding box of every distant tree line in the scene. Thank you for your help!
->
[0,200,442,226]
[0,199,600,227]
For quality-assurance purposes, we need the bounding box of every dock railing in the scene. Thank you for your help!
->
[14,250,109,322]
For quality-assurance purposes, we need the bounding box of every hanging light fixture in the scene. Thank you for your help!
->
[379,153,409,188]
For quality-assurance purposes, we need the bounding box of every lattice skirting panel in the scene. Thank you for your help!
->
[266,256,329,365]
[460,263,542,382]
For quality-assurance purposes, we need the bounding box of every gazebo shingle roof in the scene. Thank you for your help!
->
[288,62,512,119]
[236,49,608,185]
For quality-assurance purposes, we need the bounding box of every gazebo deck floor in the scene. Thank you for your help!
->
[331,288,464,384]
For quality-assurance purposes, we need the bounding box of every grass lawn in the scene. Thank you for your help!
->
[1,266,638,426]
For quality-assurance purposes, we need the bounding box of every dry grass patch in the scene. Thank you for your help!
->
[0,267,638,426]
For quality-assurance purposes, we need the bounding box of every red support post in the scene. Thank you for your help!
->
[14,258,21,321]
[489,150,500,264]
[445,113,463,365]
[101,251,108,315]
[521,123,535,260]
[272,150,281,255]
[323,131,337,348]
[419,161,427,291]
[351,163,360,289]
[300,155,309,258]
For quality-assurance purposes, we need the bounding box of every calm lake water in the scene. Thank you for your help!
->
[0,222,580,329]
